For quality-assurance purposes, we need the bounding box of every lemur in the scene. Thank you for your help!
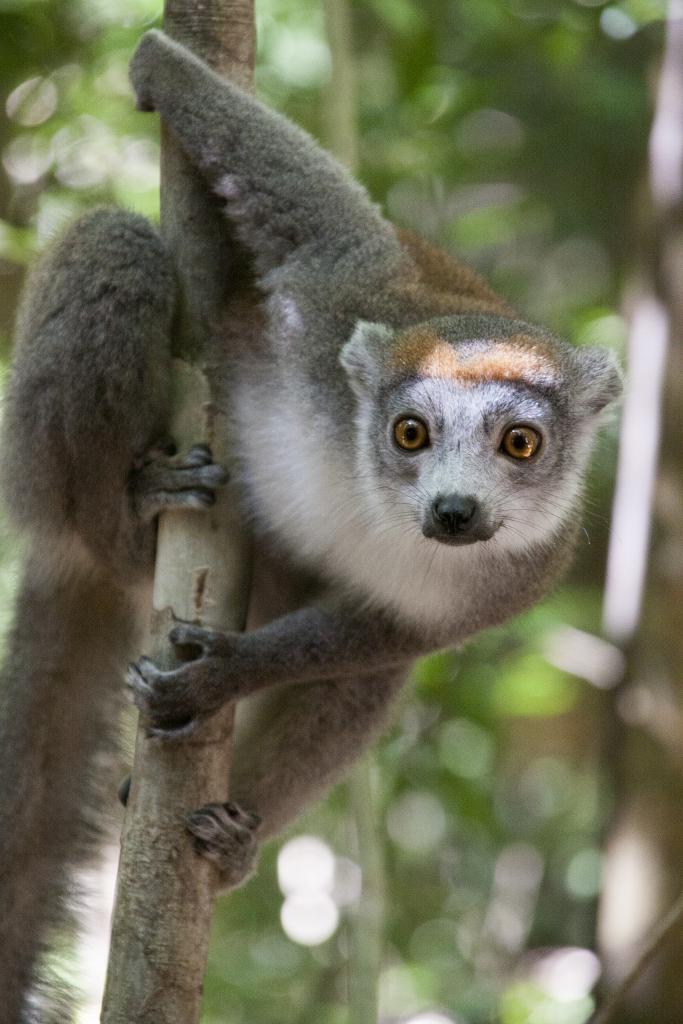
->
[0,28,621,1023]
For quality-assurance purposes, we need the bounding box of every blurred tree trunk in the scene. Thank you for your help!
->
[597,6,683,1021]
[323,1,385,1018]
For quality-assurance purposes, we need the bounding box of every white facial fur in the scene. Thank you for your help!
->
[231,365,599,632]
[364,374,595,557]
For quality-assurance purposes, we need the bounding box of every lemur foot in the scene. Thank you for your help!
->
[126,623,239,737]
[186,801,261,889]
[131,442,228,523]
[118,782,259,887]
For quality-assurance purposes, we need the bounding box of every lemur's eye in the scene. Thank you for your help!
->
[394,417,430,451]
[501,425,541,460]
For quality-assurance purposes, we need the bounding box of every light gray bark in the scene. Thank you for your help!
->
[101,3,256,1021]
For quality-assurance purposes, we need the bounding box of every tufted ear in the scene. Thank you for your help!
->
[340,321,395,396]
[574,346,623,416]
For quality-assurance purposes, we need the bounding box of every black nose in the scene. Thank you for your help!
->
[432,494,480,534]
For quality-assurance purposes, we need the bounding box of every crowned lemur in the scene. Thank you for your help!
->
[0,27,621,1023]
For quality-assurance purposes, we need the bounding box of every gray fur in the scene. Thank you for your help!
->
[0,563,138,1024]
[2,207,175,580]
[0,29,620,1020]
[0,210,228,1020]
[126,27,620,863]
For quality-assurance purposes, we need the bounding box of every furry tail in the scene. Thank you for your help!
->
[0,557,140,1024]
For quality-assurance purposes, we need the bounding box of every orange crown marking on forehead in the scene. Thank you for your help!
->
[390,327,558,386]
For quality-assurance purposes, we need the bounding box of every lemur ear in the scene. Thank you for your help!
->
[574,347,623,415]
[340,321,395,396]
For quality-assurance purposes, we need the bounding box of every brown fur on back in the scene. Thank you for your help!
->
[396,228,514,318]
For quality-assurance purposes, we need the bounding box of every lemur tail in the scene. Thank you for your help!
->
[0,557,138,1024]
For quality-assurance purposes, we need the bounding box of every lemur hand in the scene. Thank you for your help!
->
[127,624,240,738]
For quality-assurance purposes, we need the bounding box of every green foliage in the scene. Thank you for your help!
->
[0,0,656,1021]
[499,981,594,1024]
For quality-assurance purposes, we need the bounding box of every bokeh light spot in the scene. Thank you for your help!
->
[277,835,335,896]
[600,6,637,38]
[280,891,339,946]
[386,791,447,854]
[438,718,495,779]
[566,848,603,900]
[6,76,58,127]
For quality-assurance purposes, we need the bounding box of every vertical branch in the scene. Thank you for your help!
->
[346,764,385,1024]
[323,0,358,171]
[600,294,667,645]
[595,5,683,1019]
[323,1,385,1017]
[101,3,256,1022]
[601,2,683,645]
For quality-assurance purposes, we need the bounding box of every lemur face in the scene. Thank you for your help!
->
[378,374,572,552]
[341,316,621,556]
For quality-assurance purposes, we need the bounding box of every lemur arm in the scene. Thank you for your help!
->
[129,29,400,278]
[128,604,441,736]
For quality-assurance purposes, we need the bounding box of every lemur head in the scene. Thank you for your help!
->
[340,315,621,554]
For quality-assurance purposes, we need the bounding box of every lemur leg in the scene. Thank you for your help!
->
[129,30,400,277]
[1,207,225,584]
[186,668,405,890]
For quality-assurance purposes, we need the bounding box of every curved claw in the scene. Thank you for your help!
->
[169,622,207,647]
[126,660,158,700]
[183,444,217,468]
[169,622,217,655]
[126,645,231,737]
[127,659,200,740]
[126,657,187,714]
[138,655,163,676]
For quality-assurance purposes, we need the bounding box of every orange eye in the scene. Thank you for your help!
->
[501,425,541,460]
[394,417,429,451]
